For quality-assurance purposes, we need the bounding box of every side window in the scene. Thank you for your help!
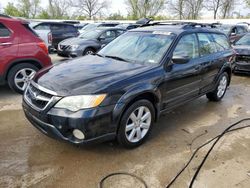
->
[34,24,50,30]
[116,30,125,36]
[197,33,217,56]
[173,34,199,59]
[212,34,230,52]
[101,30,116,39]
[0,23,11,37]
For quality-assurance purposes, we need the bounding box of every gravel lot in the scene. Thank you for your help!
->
[0,54,250,188]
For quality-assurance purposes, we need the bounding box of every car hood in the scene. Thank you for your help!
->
[233,45,250,55]
[34,55,153,96]
[60,37,96,46]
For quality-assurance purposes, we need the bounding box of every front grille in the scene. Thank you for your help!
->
[236,55,250,63]
[24,82,56,111]
[59,45,70,51]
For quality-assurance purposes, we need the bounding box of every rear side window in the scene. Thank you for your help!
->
[197,33,217,56]
[0,23,11,37]
[51,24,64,31]
[173,34,199,59]
[212,34,230,51]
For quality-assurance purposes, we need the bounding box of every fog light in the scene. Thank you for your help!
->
[73,129,85,140]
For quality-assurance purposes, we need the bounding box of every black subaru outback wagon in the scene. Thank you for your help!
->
[23,23,234,148]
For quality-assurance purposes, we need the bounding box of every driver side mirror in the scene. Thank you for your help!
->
[172,55,190,64]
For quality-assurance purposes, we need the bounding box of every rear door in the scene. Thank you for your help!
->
[163,33,201,107]
[197,33,231,93]
[0,22,17,75]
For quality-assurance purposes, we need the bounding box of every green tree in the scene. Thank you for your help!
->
[4,3,23,17]
[37,9,51,19]
[107,12,125,20]
[125,0,165,19]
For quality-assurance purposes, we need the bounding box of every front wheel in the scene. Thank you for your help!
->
[7,63,38,94]
[83,48,95,56]
[206,72,229,102]
[117,100,155,148]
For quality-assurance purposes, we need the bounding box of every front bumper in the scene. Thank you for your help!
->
[233,61,250,73]
[57,48,82,58]
[22,100,117,144]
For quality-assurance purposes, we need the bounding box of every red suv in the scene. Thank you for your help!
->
[0,15,52,93]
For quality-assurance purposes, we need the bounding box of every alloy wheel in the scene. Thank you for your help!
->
[125,106,152,143]
[217,75,227,98]
[14,68,36,91]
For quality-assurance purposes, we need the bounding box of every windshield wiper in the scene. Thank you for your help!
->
[105,55,128,62]
[95,53,104,57]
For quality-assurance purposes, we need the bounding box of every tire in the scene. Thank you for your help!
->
[83,48,95,56]
[206,72,229,102]
[117,99,155,148]
[7,63,39,94]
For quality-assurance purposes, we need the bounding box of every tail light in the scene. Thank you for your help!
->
[38,42,49,54]
[48,32,52,44]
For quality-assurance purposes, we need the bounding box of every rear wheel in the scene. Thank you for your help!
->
[206,72,229,101]
[117,100,155,148]
[7,63,38,94]
[83,48,95,56]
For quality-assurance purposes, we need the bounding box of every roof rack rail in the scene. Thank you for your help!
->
[140,20,219,29]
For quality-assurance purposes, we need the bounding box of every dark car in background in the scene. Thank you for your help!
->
[232,33,250,73]
[33,22,79,50]
[58,27,126,57]
[216,24,248,43]
[79,22,119,34]
[0,16,51,94]
[23,22,233,148]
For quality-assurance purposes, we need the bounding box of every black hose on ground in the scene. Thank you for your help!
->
[98,118,250,188]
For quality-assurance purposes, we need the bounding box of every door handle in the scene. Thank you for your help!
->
[0,42,12,46]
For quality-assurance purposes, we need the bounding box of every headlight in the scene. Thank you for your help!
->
[55,94,106,112]
[70,45,80,50]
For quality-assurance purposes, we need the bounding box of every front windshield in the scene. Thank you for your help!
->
[235,34,250,45]
[98,31,176,64]
[79,30,101,39]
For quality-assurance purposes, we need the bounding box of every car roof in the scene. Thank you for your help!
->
[36,22,75,26]
[95,27,126,31]
[0,16,28,24]
[130,24,225,35]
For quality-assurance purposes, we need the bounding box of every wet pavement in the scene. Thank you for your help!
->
[1,57,250,187]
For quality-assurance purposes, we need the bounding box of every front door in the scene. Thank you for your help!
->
[163,33,202,108]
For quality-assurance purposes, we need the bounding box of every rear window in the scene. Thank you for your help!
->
[0,23,11,37]
[34,24,50,30]
[23,24,39,37]
[211,34,230,52]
